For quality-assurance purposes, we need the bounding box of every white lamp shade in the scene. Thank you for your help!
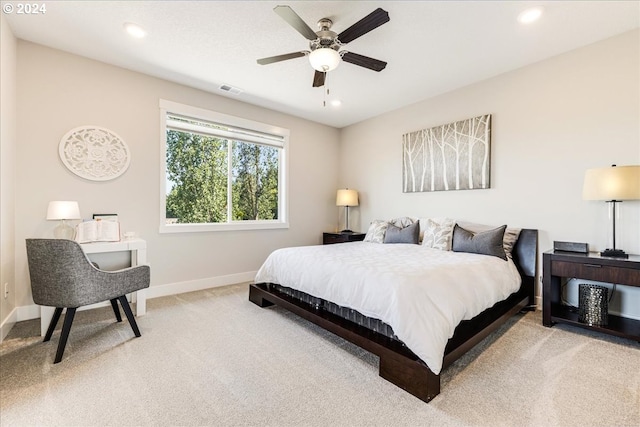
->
[336,189,359,207]
[583,165,640,201]
[309,48,341,72]
[46,201,81,220]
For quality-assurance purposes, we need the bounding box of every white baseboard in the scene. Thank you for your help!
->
[608,309,640,321]
[145,271,256,300]
[16,304,40,322]
[530,295,639,320]
[0,307,18,342]
[9,271,257,324]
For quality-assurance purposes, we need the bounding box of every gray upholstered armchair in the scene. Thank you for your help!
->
[26,238,150,363]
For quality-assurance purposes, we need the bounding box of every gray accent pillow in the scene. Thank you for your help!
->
[384,222,420,244]
[457,221,521,258]
[452,224,507,260]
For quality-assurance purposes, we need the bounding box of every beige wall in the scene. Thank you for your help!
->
[4,28,640,325]
[13,41,340,311]
[339,30,640,314]
[0,13,18,340]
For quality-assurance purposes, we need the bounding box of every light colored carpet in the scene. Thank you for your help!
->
[1,283,638,426]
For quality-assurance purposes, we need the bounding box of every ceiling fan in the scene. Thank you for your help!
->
[257,5,390,87]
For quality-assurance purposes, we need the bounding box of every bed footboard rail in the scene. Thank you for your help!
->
[249,282,441,403]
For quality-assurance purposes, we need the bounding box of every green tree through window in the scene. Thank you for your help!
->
[232,141,279,221]
[161,103,286,231]
[166,130,228,223]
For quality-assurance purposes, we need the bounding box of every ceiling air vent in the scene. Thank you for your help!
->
[219,84,243,95]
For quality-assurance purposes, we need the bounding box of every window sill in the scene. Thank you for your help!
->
[159,221,289,233]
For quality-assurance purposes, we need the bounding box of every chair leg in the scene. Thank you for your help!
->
[110,298,122,322]
[54,307,77,364]
[44,307,64,342]
[117,295,141,337]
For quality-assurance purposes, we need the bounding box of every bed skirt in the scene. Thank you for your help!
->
[270,283,399,340]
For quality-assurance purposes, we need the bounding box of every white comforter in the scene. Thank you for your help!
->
[254,242,522,374]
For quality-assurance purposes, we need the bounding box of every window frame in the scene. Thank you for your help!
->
[159,99,289,233]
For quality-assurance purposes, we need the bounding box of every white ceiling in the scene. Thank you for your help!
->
[5,1,639,128]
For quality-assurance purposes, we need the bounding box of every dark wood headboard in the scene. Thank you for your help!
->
[512,228,538,305]
[513,229,538,279]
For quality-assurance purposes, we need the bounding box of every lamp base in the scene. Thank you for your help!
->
[600,248,629,259]
[340,229,354,234]
[53,220,75,240]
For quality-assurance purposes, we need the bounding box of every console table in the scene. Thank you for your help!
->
[542,250,640,341]
[39,239,148,336]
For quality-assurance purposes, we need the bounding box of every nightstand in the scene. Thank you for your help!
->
[542,250,640,341]
[323,232,366,245]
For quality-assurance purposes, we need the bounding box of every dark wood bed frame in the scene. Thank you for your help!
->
[249,229,538,403]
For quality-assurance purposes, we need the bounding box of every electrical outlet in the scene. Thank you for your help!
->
[3,282,8,299]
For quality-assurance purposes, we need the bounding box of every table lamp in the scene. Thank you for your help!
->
[336,189,358,233]
[47,201,81,239]
[583,164,640,258]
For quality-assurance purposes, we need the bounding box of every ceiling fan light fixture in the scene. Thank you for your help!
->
[309,48,341,72]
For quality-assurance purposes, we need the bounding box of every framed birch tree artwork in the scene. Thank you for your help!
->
[402,114,491,193]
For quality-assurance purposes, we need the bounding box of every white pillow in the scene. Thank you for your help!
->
[421,218,455,250]
[388,216,416,228]
[364,220,388,243]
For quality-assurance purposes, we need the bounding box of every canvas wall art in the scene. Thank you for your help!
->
[402,114,491,193]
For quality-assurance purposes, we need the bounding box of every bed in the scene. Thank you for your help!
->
[249,224,538,403]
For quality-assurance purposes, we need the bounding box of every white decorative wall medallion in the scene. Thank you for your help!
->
[59,126,131,181]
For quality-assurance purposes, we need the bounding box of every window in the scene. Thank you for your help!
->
[159,100,289,232]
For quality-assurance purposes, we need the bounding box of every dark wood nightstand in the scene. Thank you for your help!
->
[542,250,640,341]
[323,232,366,245]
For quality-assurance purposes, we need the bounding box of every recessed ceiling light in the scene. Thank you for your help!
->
[123,22,147,38]
[517,7,543,25]
[330,100,342,107]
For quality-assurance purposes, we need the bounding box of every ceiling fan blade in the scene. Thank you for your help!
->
[337,8,389,44]
[312,70,326,87]
[257,51,307,65]
[341,52,387,72]
[274,5,318,41]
